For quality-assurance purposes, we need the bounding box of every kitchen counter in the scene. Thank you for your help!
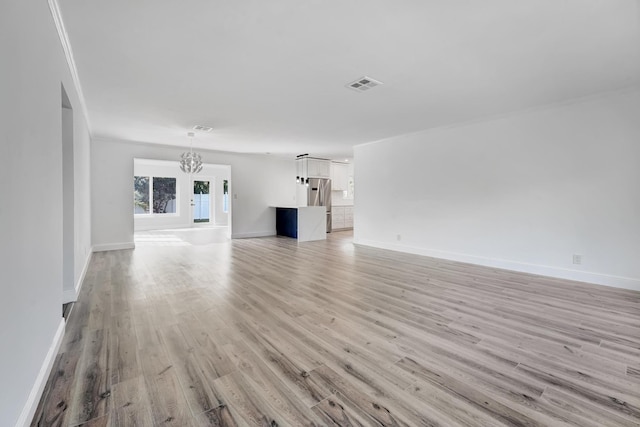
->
[273,206,326,242]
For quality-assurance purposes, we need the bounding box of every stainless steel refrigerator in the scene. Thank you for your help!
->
[307,178,332,232]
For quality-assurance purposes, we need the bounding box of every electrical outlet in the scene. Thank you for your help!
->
[572,254,582,265]
[397,234,402,241]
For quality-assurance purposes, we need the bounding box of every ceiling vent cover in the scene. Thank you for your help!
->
[346,76,383,92]
[192,125,213,132]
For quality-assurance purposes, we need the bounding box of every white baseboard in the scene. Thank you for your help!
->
[15,319,65,427]
[92,242,135,252]
[62,249,92,303]
[231,230,276,239]
[354,238,640,292]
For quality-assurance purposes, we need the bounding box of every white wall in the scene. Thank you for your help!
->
[92,138,297,249]
[354,88,640,291]
[211,166,230,226]
[133,159,231,231]
[62,106,75,296]
[0,0,92,425]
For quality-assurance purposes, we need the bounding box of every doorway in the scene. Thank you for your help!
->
[192,178,213,226]
[133,160,232,241]
[61,84,75,305]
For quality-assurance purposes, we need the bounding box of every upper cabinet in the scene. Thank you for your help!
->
[297,157,331,179]
[331,162,349,191]
[307,158,331,178]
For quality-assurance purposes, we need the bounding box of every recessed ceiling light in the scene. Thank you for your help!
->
[346,76,383,93]
[192,125,213,132]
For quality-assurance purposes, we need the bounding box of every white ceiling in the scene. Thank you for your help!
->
[59,0,640,158]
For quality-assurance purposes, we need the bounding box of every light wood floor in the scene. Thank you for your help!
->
[32,231,640,426]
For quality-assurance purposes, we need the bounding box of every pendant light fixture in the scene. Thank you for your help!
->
[180,131,203,174]
[296,153,309,185]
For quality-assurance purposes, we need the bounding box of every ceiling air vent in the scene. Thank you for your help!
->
[346,76,383,92]
[192,125,213,132]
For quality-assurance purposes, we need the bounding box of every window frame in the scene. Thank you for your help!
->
[134,175,180,217]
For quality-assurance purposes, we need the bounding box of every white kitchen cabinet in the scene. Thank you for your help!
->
[332,205,353,230]
[332,206,345,229]
[306,158,331,178]
[297,157,331,179]
[330,162,349,191]
[344,206,353,228]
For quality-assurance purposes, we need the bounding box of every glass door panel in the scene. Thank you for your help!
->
[193,180,211,224]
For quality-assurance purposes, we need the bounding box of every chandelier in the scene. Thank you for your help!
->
[180,132,203,174]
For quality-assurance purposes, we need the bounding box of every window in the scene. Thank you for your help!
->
[153,177,177,213]
[134,176,150,213]
[134,176,177,215]
[223,179,229,213]
[343,176,354,200]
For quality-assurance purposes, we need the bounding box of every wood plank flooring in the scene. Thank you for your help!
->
[32,231,640,426]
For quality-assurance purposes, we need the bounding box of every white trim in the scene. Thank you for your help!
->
[62,250,92,303]
[231,231,276,239]
[75,249,92,295]
[354,238,640,292]
[15,319,65,427]
[48,0,92,133]
[134,223,193,232]
[93,242,135,252]
[134,213,181,218]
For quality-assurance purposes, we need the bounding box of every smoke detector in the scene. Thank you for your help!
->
[346,76,383,92]
[192,125,213,132]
